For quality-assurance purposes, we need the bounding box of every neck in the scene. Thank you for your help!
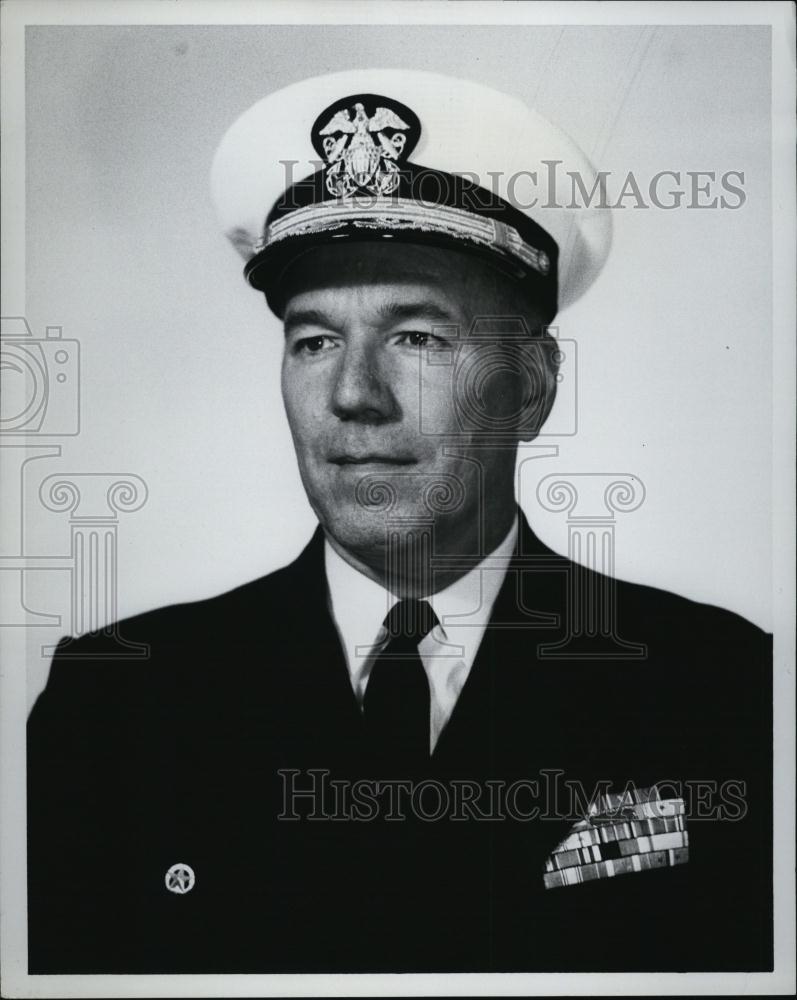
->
[324,506,519,598]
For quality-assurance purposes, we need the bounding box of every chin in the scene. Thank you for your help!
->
[305,463,476,554]
[315,493,438,550]
[317,506,390,557]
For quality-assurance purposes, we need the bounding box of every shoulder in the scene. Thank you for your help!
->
[604,573,771,740]
[611,572,769,645]
[523,540,771,723]
[525,522,770,670]
[521,517,768,651]
[31,531,324,711]
[605,570,771,695]
[80,530,318,642]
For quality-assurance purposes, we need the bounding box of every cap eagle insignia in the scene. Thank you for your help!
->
[313,96,420,198]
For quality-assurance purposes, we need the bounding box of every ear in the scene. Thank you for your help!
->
[516,336,558,443]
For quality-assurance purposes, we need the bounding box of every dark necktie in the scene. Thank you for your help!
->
[363,599,438,766]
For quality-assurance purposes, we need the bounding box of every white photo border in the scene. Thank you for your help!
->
[1,1,794,997]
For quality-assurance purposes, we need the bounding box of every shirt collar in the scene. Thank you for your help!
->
[324,519,518,663]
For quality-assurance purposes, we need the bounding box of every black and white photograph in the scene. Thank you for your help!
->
[1,1,794,996]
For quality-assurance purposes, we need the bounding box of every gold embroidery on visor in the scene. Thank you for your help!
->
[255,197,551,277]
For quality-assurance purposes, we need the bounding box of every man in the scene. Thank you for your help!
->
[27,70,771,974]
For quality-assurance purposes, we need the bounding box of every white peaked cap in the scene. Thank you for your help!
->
[211,68,611,317]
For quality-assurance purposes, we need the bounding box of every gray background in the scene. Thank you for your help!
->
[21,24,772,699]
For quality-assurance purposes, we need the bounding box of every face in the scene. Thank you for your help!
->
[279,242,550,582]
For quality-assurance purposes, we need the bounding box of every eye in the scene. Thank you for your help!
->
[292,334,338,355]
[394,331,442,348]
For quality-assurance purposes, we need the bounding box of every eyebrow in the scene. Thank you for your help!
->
[283,300,458,337]
[375,300,457,324]
[283,308,341,337]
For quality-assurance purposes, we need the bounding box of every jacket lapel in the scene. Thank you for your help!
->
[274,526,365,749]
[280,515,570,776]
[431,511,566,766]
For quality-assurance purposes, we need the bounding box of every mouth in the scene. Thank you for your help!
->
[330,455,418,467]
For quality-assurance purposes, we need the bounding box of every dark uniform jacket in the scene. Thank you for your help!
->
[27,517,772,974]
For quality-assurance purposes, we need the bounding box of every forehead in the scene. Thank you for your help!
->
[280,243,517,324]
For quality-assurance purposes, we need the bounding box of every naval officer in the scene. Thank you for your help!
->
[27,69,772,974]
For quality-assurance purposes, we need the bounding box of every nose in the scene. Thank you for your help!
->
[331,341,399,423]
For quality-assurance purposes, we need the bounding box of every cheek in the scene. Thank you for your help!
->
[453,362,526,433]
[484,370,524,417]
[417,369,460,435]
[281,364,325,441]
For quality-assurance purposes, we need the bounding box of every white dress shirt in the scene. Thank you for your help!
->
[324,522,518,752]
